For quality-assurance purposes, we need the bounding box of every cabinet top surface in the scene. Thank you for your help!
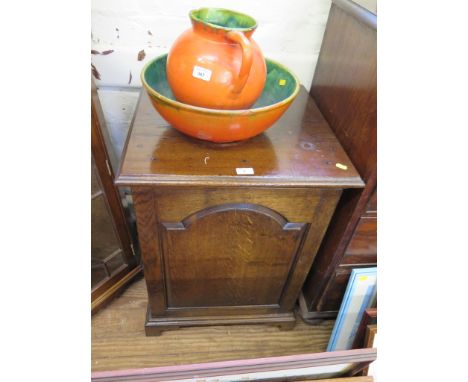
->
[116,87,363,188]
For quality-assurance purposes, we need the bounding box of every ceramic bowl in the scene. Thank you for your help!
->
[141,54,300,143]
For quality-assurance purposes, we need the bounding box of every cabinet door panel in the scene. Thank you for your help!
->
[161,204,307,307]
[133,186,342,317]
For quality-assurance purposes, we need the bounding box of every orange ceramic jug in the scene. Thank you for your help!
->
[166,8,266,110]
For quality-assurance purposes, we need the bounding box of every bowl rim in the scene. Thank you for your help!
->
[140,53,300,116]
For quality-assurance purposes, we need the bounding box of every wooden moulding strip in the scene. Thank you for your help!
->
[91,264,142,314]
[91,348,376,381]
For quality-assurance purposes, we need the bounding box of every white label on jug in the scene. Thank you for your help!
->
[236,167,255,175]
[192,66,212,81]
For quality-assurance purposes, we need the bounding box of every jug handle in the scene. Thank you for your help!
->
[226,31,253,94]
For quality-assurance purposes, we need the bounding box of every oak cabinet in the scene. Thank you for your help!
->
[116,86,363,335]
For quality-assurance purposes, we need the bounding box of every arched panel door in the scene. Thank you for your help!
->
[161,203,307,308]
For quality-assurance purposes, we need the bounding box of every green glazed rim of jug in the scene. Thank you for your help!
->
[189,8,257,32]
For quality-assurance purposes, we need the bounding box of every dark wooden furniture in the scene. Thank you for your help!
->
[91,78,142,314]
[116,86,363,335]
[298,0,377,321]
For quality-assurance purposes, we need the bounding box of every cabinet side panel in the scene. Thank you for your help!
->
[132,187,167,315]
[280,189,342,309]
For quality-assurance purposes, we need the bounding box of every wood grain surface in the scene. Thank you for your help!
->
[116,87,363,188]
[92,278,335,372]
[162,204,306,307]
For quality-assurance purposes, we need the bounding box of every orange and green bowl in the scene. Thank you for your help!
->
[141,54,300,143]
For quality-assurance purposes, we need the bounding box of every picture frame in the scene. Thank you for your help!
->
[365,325,377,348]
[361,324,378,376]
[352,308,377,349]
[327,268,377,351]
[91,348,376,382]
